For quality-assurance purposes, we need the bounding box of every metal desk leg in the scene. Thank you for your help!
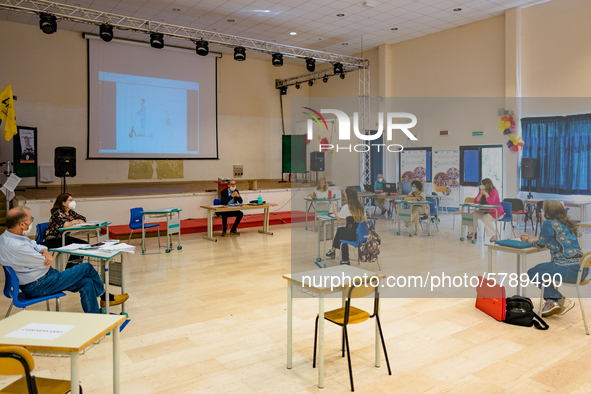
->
[203,210,217,242]
[287,282,292,369]
[488,248,493,273]
[259,207,273,235]
[521,254,528,297]
[70,352,80,394]
[113,324,121,394]
[318,293,325,389]
[141,214,146,254]
[120,255,125,315]
[104,259,110,316]
[177,212,182,250]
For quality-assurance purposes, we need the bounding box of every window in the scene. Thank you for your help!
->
[460,145,503,197]
[521,113,591,195]
[399,147,432,182]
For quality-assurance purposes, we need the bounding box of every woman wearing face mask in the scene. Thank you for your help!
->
[43,193,88,259]
[470,178,504,242]
[403,180,426,236]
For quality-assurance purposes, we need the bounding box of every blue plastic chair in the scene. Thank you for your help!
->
[340,220,381,270]
[35,222,49,244]
[128,207,161,247]
[497,201,515,239]
[2,265,66,318]
[421,198,439,232]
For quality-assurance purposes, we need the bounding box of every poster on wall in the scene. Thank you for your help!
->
[433,150,460,207]
[400,150,427,182]
[19,128,36,163]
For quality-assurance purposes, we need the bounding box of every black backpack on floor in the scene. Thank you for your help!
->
[504,296,549,330]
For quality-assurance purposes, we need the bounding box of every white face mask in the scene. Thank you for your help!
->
[378,178,383,182]
[22,225,32,236]
[229,187,236,192]
[480,185,486,190]
[68,201,76,210]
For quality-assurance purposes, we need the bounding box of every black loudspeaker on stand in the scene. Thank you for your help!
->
[310,151,325,186]
[54,146,76,194]
[521,158,537,199]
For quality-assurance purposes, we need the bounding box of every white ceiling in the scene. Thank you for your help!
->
[1,0,552,59]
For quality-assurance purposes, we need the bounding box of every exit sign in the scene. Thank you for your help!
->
[472,131,483,137]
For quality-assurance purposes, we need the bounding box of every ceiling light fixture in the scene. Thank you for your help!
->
[337,13,345,17]
[290,32,297,35]
[340,73,346,80]
[342,43,348,45]
[99,24,113,42]
[295,83,300,89]
[391,27,398,31]
[234,46,246,61]
[280,86,287,95]
[333,62,344,75]
[272,52,283,67]
[322,76,329,83]
[195,39,209,56]
[150,32,164,48]
[172,8,180,11]
[39,13,57,34]
[227,19,235,22]
[453,8,462,11]
[308,80,314,87]
[305,58,315,72]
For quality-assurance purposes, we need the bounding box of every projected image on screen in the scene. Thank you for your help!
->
[88,40,217,159]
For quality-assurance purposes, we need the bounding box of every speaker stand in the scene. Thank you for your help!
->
[60,177,67,194]
[527,179,534,199]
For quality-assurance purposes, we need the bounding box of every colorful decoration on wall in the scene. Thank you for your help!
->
[320,137,330,151]
[498,115,516,135]
[507,136,525,152]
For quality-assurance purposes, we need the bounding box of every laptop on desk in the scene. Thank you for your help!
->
[364,184,375,193]
[383,183,397,194]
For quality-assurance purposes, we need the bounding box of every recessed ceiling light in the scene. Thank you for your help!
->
[336,13,345,17]
[453,8,462,11]
[290,32,297,35]
[391,27,398,31]
[228,19,235,22]
[172,8,180,11]
[342,42,348,45]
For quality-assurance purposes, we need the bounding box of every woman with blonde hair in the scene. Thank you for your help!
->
[403,180,427,236]
[326,187,366,265]
[521,200,584,317]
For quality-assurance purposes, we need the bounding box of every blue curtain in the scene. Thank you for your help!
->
[370,133,383,184]
[521,113,591,195]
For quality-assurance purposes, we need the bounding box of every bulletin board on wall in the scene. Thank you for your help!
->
[12,126,42,188]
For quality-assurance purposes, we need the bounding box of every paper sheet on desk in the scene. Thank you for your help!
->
[5,323,76,341]
[69,220,104,228]
[55,243,89,251]
[99,243,136,254]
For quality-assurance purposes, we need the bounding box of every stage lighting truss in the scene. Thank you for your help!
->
[0,0,366,69]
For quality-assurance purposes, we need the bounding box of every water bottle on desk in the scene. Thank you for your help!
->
[257,195,263,204]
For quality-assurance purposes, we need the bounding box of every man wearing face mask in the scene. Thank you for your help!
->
[43,193,88,264]
[373,174,388,215]
[219,179,243,236]
[0,207,122,313]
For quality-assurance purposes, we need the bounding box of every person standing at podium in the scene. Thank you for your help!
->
[220,179,243,237]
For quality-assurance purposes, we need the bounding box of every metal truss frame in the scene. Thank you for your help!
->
[0,0,366,68]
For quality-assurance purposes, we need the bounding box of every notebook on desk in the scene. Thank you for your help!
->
[494,239,533,249]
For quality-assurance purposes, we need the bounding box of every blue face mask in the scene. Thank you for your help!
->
[412,187,417,192]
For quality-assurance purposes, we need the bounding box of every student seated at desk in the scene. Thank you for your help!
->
[374,174,388,215]
[404,180,426,236]
[325,187,366,265]
[309,178,330,214]
[220,179,243,237]
[469,178,504,242]
[43,193,88,266]
[0,207,128,313]
[521,201,583,317]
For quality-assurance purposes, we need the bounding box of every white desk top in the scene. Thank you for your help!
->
[49,246,121,259]
[0,311,125,352]
[283,266,377,292]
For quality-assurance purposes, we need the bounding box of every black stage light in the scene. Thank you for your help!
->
[280,86,287,95]
[99,24,113,42]
[333,62,343,75]
[234,46,246,61]
[305,57,315,72]
[295,83,300,89]
[195,39,209,56]
[150,32,164,49]
[39,13,57,34]
[340,73,346,80]
[322,75,329,83]
[272,52,283,67]
[308,80,314,86]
